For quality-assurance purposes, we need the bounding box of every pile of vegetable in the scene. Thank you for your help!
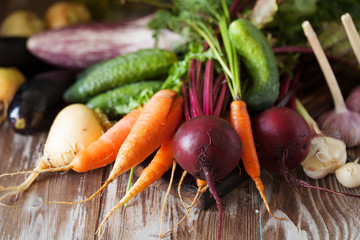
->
[1,0,360,239]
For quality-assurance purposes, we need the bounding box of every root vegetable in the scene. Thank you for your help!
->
[174,115,242,240]
[0,104,105,202]
[0,10,45,37]
[45,1,91,29]
[253,106,360,199]
[97,134,177,236]
[252,107,311,173]
[49,89,183,204]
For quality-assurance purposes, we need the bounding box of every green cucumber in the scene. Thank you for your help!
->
[87,81,163,118]
[63,48,177,103]
[229,19,279,112]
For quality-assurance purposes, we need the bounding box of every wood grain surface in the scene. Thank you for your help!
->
[1,1,360,240]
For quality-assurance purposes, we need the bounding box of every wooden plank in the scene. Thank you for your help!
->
[260,168,360,239]
[0,120,258,240]
[0,122,104,240]
[97,168,259,240]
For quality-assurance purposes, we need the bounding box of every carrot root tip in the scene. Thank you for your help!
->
[254,177,283,221]
[160,172,204,239]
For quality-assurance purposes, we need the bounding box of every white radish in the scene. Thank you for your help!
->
[0,104,106,202]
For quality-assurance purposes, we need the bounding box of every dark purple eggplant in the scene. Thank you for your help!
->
[7,70,75,134]
[0,37,55,77]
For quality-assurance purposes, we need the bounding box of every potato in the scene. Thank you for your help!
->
[45,1,91,29]
[0,10,45,37]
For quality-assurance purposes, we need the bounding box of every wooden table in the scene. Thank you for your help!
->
[2,1,360,239]
[1,110,360,240]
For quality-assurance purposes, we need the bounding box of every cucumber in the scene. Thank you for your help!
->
[87,81,163,119]
[229,19,279,112]
[63,48,177,103]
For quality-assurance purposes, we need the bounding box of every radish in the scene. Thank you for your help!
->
[0,104,108,202]
[252,106,360,199]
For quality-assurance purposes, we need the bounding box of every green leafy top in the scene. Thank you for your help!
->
[160,44,215,93]
[153,0,242,99]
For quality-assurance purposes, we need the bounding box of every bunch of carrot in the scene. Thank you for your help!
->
[35,89,183,235]
[0,89,183,231]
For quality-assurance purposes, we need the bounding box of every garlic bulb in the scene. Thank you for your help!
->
[301,135,347,179]
[335,161,360,188]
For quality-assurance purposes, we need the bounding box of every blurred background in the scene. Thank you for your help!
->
[0,0,160,27]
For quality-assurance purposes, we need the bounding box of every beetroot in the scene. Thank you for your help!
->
[174,115,242,180]
[173,115,241,240]
[252,107,311,173]
[252,106,360,199]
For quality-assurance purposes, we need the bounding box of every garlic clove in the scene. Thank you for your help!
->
[302,136,347,179]
[302,154,331,179]
[335,162,360,188]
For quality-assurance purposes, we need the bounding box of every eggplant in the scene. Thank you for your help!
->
[0,37,54,77]
[26,14,184,69]
[7,70,75,134]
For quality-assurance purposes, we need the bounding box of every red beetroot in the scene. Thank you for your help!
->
[252,107,311,173]
[252,106,360,199]
[173,115,241,240]
[174,115,242,181]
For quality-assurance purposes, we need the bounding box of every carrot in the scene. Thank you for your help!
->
[97,133,176,236]
[70,108,141,172]
[160,172,209,239]
[196,179,207,191]
[230,100,282,220]
[50,89,183,204]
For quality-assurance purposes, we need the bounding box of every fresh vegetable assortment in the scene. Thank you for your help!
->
[1,0,360,239]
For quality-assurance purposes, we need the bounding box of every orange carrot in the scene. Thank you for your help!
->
[196,179,207,190]
[230,100,282,220]
[51,89,183,204]
[71,108,141,172]
[97,133,176,235]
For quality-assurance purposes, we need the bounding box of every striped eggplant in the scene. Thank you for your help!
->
[27,14,184,69]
